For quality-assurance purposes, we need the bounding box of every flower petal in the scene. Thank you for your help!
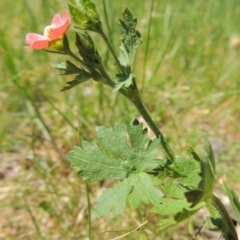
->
[31,40,49,49]
[25,33,49,49]
[26,33,47,45]
[48,20,70,40]
[51,13,62,27]
[61,11,71,24]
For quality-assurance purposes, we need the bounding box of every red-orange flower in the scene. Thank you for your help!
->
[26,11,71,50]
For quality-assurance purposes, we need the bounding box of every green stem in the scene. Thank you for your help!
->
[97,31,174,161]
[211,194,238,240]
[86,182,92,240]
[67,50,91,69]
[68,50,81,63]
[98,65,129,97]
[130,93,175,162]
[98,30,126,74]
[99,65,175,162]
[65,44,96,73]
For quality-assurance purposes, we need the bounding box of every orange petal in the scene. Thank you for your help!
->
[49,20,70,40]
[61,11,71,23]
[31,40,49,49]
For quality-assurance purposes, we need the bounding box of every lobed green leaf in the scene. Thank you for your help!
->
[115,8,142,91]
[60,73,92,91]
[118,8,141,68]
[68,143,129,182]
[68,121,165,216]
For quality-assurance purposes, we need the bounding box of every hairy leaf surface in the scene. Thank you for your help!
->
[115,8,141,91]
[60,73,92,91]
[68,121,165,216]
[51,60,83,75]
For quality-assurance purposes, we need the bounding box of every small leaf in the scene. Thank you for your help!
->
[52,61,94,91]
[115,8,142,91]
[60,73,92,91]
[223,182,240,223]
[113,72,134,92]
[51,60,83,75]
[118,8,141,68]
[174,156,201,189]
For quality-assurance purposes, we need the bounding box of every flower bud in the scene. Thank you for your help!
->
[68,0,102,32]
[76,32,102,66]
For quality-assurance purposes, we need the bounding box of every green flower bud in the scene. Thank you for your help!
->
[68,0,102,32]
[76,32,102,67]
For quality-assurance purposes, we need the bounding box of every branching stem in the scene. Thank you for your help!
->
[98,64,175,162]
[97,29,175,161]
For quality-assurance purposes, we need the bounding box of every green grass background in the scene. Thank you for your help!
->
[1,0,240,239]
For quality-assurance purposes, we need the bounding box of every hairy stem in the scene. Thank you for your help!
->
[130,94,175,162]
[98,65,129,97]
[211,194,238,240]
[98,30,126,74]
